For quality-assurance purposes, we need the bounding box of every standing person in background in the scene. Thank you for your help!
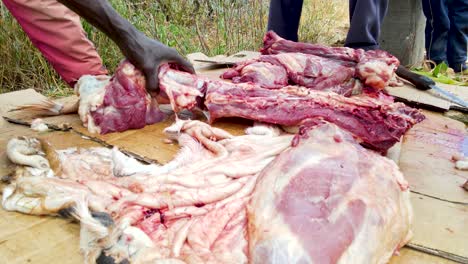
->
[267,0,389,51]
[421,0,468,73]
[2,0,194,93]
[266,0,437,88]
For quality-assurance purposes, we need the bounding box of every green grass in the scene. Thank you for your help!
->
[411,61,468,86]
[0,0,348,97]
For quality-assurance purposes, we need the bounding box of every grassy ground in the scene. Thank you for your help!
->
[0,0,349,97]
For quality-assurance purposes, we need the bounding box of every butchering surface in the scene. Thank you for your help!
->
[3,120,412,264]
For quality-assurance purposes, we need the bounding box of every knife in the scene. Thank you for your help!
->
[395,66,468,108]
[193,59,236,66]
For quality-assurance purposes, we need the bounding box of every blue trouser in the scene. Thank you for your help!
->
[267,0,388,50]
[267,0,304,42]
[422,0,468,72]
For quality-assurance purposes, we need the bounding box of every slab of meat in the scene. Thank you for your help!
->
[220,53,359,96]
[9,61,203,135]
[204,81,424,153]
[261,31,400,90]
[3,120,412,263]
[74,61,166,134]
[248,122,413,264]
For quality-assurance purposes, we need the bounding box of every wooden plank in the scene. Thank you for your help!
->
[409,194,468,259]
[0,214,82,264]
[390,247,458,264]
[399,110,467,203]
[386,82,468,112]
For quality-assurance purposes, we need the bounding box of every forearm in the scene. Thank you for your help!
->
[57,0,142,58]
[57,0,194,92]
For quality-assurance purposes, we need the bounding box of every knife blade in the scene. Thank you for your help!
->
[395,66,468,108]
[429,84,468,108]
[193,59,235,66]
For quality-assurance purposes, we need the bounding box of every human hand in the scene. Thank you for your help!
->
[120,32,195,93]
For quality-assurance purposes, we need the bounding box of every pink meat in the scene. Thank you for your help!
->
[155,66,424,152]
[90,61,166,134]
[260,31,400,90]
[221,53,357,96]
[158,64,206,112]
[222,60,289,89]
[204,82,425,153]
[248,122,413,264]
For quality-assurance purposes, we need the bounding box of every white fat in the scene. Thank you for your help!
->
[245,123,281,136]
[107,226,154,260]
[30,118,49,132]
[455,159,468,170]
[1,186,15,206]
[111,147,160,176]
[25,167,54,178]
[6,138,50,169]
[74,75,110,134]
[163,118,188,140]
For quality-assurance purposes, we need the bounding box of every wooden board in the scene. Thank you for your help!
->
[390,247,459,264]
[386,82,468,112]
[399,110,468,204]
[409,194,468,260]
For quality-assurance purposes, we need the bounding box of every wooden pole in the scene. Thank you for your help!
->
[380,0,426,67]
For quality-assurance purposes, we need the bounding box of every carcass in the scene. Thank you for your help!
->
[3,120,412,264]
[159,66,424,153]
[248,122,412,264]
[204,82,424,153]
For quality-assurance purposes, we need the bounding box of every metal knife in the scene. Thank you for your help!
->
[428,83,468,108]
[395,66,468,108]
[193,59,236,66]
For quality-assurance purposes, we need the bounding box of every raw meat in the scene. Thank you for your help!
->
[220,53,359,96]
[248,122,413,264]
[10,59,422,153]
[11,61,168,134]
[75,61,166,134]
[158,64,206,112]
[3,121,412,263]
[261,31,400,90]
[204,82,425,153]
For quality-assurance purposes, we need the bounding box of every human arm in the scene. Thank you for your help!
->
[57,0,194,93]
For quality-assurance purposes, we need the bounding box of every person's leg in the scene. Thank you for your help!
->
[2,0,108,87]
[421,0,450,65]
[344,0,389,50]
[267,0,304,41]
[446,0,468,72]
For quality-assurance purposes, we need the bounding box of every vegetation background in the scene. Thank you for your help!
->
[0,0,349,96]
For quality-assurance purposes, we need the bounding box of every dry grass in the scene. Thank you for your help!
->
[0,0,348,97]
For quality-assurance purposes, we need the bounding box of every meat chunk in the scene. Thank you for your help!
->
[158,64,206,112]
[204,82,425,153]
[248,122,413,264]
[75,61,167,134]
[221,53,358,96]
[260,31,400,90]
